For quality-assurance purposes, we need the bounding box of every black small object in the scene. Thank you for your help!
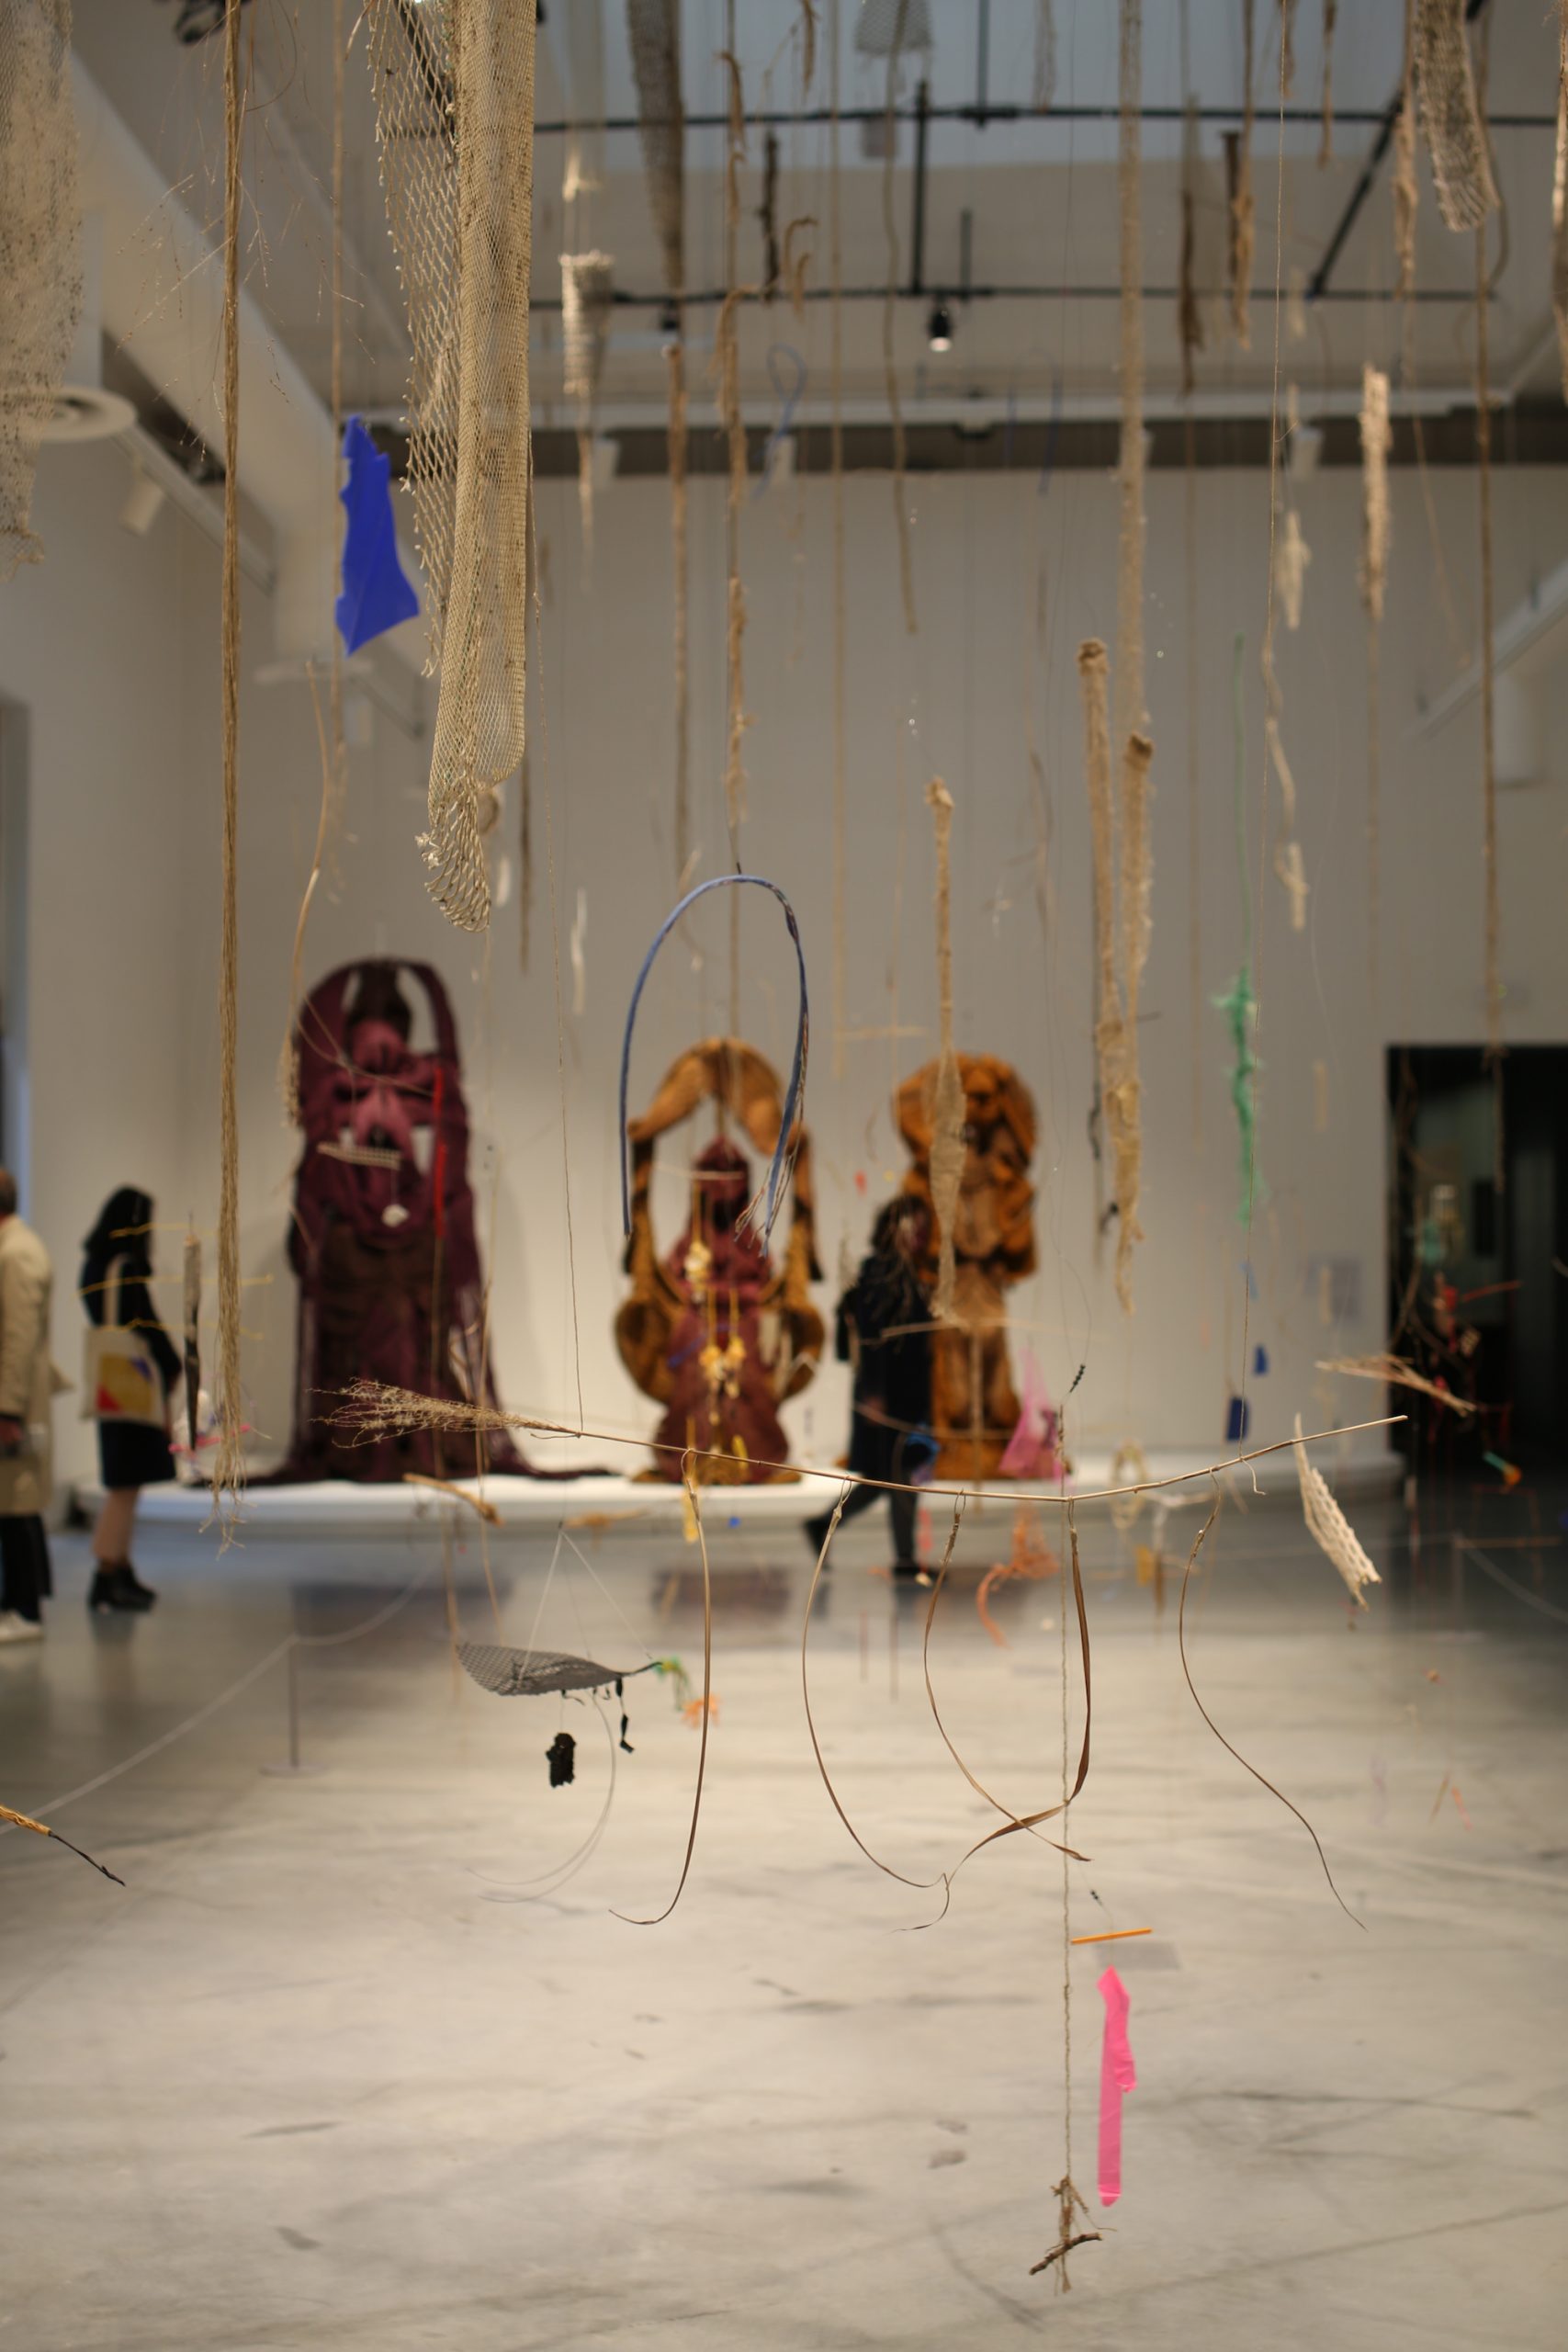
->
[615,1675,633,1756]
[546,1731,576,1788]
[88,1566,157,1614]
[156,0,254,43]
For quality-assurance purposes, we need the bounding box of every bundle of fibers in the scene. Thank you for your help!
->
[367,0,536,933]
[1414,0,1497,232]
[0,0,81,579]
[1077,640,1147,1312]
[1293,1414,1381,1607]
[561,249,615,550]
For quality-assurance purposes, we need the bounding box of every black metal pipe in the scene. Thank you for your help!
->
[530,100,1550,138]
[528,280,1492,314]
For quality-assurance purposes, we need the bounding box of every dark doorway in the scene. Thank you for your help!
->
[1387,1046,1568,1468]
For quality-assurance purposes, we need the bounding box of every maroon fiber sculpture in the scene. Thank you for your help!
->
[273,958,527,1482]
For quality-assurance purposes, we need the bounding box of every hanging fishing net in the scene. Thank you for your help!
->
[1414,0,1497,233]
[626,0,684,299]
[0,0,82,581]
[367,0,536,934]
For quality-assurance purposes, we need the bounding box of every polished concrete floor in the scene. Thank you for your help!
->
[1,1475,1565,2349]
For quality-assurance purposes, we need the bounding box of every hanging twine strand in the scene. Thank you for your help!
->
[212,0,245,1526]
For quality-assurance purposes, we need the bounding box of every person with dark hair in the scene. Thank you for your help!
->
[81,1188,179,1613]
[805,1197,934,1577]
[0,1168,57,1644]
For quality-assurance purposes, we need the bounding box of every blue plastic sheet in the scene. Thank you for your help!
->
[335,415,419,653]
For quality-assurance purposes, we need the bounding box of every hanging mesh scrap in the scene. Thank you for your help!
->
[0,0,82,581]
[367,0,536,934]
[626,0,684,297]
[1414,0,1497,233]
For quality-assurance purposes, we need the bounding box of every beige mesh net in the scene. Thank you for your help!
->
[0,0,81,581]
[367,0,536,935]
[626,0,684,299]
[1415,0,1497,232]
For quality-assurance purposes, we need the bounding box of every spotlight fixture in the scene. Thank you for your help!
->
[927,300,953,354]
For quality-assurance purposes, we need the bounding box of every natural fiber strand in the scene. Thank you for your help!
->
[560,250,615,565]
[612,1466,713,1924]
[0,1803,123,1885]
[1318,0,1337,164]
[1230,0,1256,348]
[1359,365,1391,996]
[1393,0,1418,311]
[881,0,918,636]
[1078,642,1144,1311]
[1115,0,1147,753]
[1414,0,1497,233]
[212,0,246,1525]
[1033,1,1057,113]
[926,780,964,1325]
[367,0,536,934]
[1554,4,1568,401]
[1317,1352,1476,1413]
[1178,99,1204,398]
[1178,1490,1364,1925]
[336,1379,1401,1512]
[0,0,81,580]
[1280,0,1298,97]
[1293,1415,1381,1604]
[829,0,848,1077]
[1476,198,1502,1063]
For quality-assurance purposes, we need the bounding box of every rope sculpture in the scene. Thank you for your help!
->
[367,0,537,933]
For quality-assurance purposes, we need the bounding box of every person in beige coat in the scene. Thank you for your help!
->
[0,1168,56,1644]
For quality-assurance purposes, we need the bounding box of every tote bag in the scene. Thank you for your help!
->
[80,1259,167,1430]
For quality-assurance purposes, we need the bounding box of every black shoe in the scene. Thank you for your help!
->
[89,1565,157,1614]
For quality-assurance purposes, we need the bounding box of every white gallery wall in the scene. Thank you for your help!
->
[5,434,1567,1492]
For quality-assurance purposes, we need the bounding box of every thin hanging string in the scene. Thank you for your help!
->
[829,0,848,1080]
[211,0,246,1531]
[1235,0,1291,1440]
[881,0,917,636]
[1474,25,1502,1077]
[528,479,585,1432]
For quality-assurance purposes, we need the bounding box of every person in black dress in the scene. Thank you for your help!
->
[81,1188,178,1613]
[805,1197,934,1576]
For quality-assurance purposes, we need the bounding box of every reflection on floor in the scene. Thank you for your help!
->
[2,1478,1565,2350]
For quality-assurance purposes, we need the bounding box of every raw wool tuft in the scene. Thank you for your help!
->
[1318,0,1337,165]
[1293,1414,1381,1606]
[1556,4,1568,401]
[1267,712,1308,933]
[1414,0,1497,233]
[1228,0,1256,349]
[1275,503,1310,632]
[1393,0,1418,309]
[560,251,615,560]
[367,0,537,934]
[0,0,82,580]
[925,778,964,1325]
[1358,368,1392,628]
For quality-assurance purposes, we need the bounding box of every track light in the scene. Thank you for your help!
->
[927,300,953,354]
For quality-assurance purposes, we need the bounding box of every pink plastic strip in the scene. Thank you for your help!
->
[1097,1964,1136,2207]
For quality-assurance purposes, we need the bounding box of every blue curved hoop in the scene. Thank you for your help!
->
[619,875,809,1246]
